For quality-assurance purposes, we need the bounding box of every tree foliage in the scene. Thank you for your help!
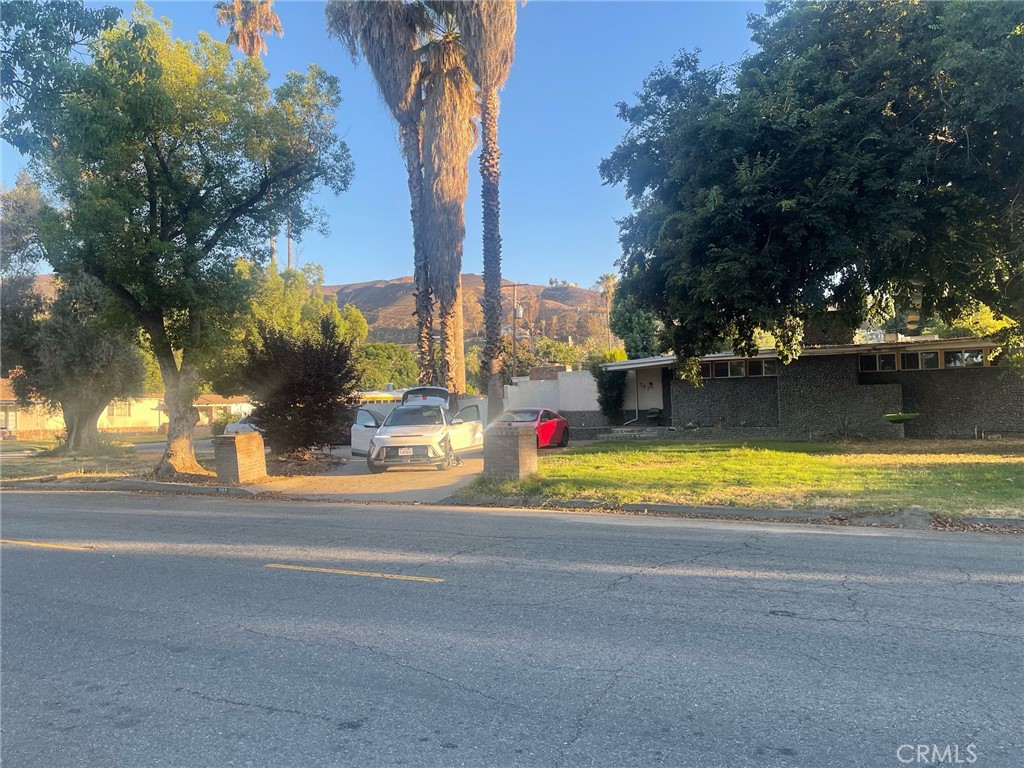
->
[609,291,659,360]
[0,0,120,152]
[601,1,1024,374]
[214,0,283,58]
[0,172,48,276]
[588,349,628,422]
[239,318,361,454]
[0,276,144,451]
[357,342,419,390]
[22,6,353,475]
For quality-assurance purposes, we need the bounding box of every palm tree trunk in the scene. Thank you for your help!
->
[479,87,505,420]
[399,120,434,383]
[438,276,466,393]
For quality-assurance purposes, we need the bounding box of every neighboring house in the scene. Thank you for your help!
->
[601,337,1022,440]
[0,378,251,438]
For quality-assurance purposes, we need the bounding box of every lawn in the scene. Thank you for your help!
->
[458,439,1024,517]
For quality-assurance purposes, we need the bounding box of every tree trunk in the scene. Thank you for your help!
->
[479,88,505,421]
[59,399,106,453]
[438,277,467,394]
[154,355,210,478]
[399,120,434,384]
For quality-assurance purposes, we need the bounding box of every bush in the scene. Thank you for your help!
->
[238,318,360,455]
[588,349,628,421]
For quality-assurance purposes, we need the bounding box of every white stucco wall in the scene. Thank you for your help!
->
[622,368,664,413]
[504,370,600,413]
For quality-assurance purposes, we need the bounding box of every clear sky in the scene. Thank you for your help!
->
[2,0,763,289]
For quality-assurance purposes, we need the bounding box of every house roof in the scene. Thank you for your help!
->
[601,337,1000,372]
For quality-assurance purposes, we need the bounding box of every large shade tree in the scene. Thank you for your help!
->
[450,0,517,419]
[1,276,146,451]
[601,1,1023,377]
[326,0,435,383]
[31,9,353,476]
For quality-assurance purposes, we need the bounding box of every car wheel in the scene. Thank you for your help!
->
[558,428,569,447]
[367,457,387,474]
[436,441,453,470]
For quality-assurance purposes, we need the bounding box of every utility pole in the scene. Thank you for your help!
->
[501,282,525,380]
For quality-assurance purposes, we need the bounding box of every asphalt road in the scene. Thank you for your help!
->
[2,492,1022,768]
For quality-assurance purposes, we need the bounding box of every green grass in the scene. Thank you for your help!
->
[458,439,1024,517]
[0,438,58,454]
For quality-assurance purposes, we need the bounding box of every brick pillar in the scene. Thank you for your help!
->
[483,426,538,480]
[213,432,267,484]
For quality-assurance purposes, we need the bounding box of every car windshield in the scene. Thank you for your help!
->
[383,405,446,427]
[498,410,540,423]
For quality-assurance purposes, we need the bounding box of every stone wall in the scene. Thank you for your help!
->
[671,376,779,430]
[776,355,904,440]
[863,367,1024,438]
[668,355,904,440]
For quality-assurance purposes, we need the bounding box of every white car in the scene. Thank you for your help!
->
[223,414,260,434]
[366,402,483,473]
[350,407,387,457]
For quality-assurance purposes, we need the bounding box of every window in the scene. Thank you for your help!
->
[944,349,985,368]
[728,361,746,377]
[859,355,878,372]
[921,351,939,369]
[699,362,712,379]
[107,401,131,418]
[712,361,730,378]
[901,352,919,370]
[878,353,897,371]
[355,409,381,428]
[747,359,764,376]
[458,405,481,423]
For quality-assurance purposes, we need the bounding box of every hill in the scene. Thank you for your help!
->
[322,274,606,345]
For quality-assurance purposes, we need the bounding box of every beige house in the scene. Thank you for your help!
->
[0,378,251,439]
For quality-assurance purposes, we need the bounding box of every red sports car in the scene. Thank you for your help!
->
[491,408,570,448]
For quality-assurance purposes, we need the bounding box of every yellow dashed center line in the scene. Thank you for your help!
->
[0,539,95,551]
[264,563,443,583]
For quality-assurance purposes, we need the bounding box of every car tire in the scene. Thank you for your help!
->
[367,458,387,474]
[558,428,569,447]
[437,441,453,471]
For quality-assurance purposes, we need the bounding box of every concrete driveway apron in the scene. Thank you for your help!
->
[248,448,483,503]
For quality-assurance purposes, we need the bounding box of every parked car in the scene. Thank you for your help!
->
[488,408,569,448]
[223,415,260,435]
[366,402,484,473]
[350,407,387,457]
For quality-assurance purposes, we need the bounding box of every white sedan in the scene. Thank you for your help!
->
[366,402,483,473]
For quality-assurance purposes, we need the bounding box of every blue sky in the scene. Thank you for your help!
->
[2,0,763,289]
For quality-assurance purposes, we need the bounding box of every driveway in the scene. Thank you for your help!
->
[250,447,484,503]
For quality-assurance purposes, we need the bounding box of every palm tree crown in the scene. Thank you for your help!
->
[215,0,283,58]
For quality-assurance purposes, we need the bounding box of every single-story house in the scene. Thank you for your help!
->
[0,378,251,439]
[601,337,1022,440]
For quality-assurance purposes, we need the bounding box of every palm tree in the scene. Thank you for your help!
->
[325,0,436,383]
[214,0,283,58]
[421,10,477,394]
[596,272,618,348]
[451,0,517,420]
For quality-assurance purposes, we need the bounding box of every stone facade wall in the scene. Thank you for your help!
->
[671,376,780,430]
[863,368,1024,438]
[668,355,905,440]
[213,432,267,484]
[776,356,904,440]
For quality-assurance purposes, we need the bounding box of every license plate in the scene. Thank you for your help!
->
[398,447,413,456]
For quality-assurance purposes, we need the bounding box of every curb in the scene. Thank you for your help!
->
[1,479,260,498]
